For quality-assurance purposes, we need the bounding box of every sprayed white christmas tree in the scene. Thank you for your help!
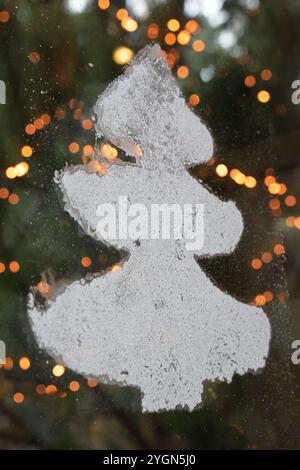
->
[28,45,270,412]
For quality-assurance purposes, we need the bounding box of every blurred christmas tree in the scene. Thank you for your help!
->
[0,0,299,450]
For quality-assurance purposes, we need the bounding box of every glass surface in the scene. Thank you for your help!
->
[0,0,298,450]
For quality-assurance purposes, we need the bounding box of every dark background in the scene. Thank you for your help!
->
[0,0,299,450]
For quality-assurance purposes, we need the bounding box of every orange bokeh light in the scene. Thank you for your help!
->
[251,259,262,270]
[262,252,272,264]
[19,357,30,370]
[13,392,24,404]
[285,195,297,207]
[98,0,110,10]
[21,145,33,158]
[257,90,270,103]
[0,187,9,199]
[167,19,180,32]
[9,261,20,273]
[37,281,50,295]
[261,69,272,81]
[244,75,256,87]
[82,119,93,130]
[189,94,200,106]
[147,23,159,39]
[274,244,285,255]
[116,8,128,21]
[177,65,189,79]
[25,124,36,135]
[69,381,80,392]
[192,39,206,52]
[177,30,191,45]
[0,11,10,23]
[81,256,92,268]
[185,20,200,34]
[164,32,176,46]
[69,142,80,154]
[8,194,20,205]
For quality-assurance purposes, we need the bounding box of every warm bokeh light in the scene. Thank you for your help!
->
[82,118,93,130]
[255,294,266,306]
[21,145,33,158]
[295,217,300,229]
[28,51,40,64]
[251,259,262,270]
[189,94,200,106]
[87,379,98,388]
[34,118,44,130]
[286,216,295,227]
[147,23,159,39]
[164,32,176,46]
[113,46,134,65]
[244,75,256,87]
[55,108,66,121]
[6,167,17,179]
[0,10,10,23]
[261,69,272,81]
[81,256,92,268]
[262,252,273,264]
[4,357,13,370]
[268,182,281,194]
[15,162,29,177]
[192,39,206,52]
[167,19,180,32]
[274,244,285,255]
[185,20,200,34]
[216,164,228,177]
[19,357,30,370]
[69,381,80,392]
[244,176,257,188]
[41,113,51,125]
[116,8,128,21]
[37,281,50,295]
[279,183,287,195]
[0,187,9,199]
[269,198,280,210]
[25,123,36,135]
[83,145,94,157]
[69,142,80,154]
[0,263,5,274]
[257,90,270,103]
[229,168,239,179]
[52,364,65,377]
[98,0,110,10]
[264,291,274,302]
[234,172,246,185]
[46,385,57,395]
[88,161,108,175]
[264,175,275,186]
[36,384,46,395]
[111,264,122,272]
[121,16,138,32]
[285,195,297,207]
[8,194,20,205]
[9,261,20,273]
[166,50,179,68]
[101,143,118,162]
[177,65,189,79]
[177,30,191,45]
[13,392,24,404]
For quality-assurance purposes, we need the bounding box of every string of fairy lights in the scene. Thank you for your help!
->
[0,1,295,404]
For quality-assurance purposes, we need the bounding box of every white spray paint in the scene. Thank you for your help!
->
[28,45,270,412]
